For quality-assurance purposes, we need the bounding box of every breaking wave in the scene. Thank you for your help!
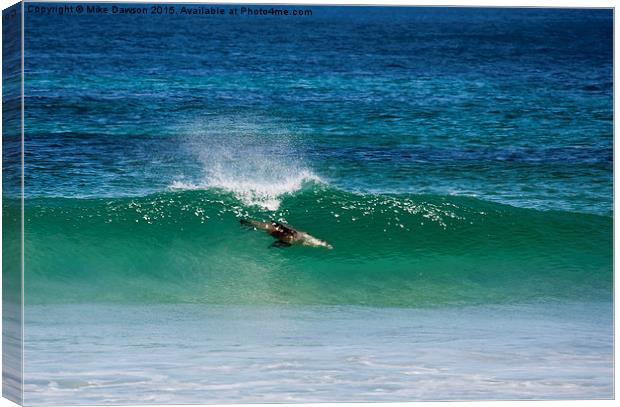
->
[171,116,322,210]
[15,183,613,306]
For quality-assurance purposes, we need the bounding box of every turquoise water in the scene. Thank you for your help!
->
[24,303,613,404]
[11,4,614,403]
[19,185,611,306]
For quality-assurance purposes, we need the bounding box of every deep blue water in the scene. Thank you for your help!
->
[23,5,613,215]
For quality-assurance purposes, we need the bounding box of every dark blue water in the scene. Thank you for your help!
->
[23,5,612,215]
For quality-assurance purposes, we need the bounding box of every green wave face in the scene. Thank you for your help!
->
[20,183,612,306]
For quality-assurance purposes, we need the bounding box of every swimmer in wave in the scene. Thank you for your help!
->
[240,219,333,249]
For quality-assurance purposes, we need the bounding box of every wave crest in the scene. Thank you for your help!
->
[172,116,323,210]
[170,171,323,211]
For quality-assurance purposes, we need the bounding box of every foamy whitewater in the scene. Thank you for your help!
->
[170,171,322,211]
[23,303,613,405]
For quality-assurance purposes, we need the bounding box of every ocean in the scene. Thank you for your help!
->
[8,4,615,403]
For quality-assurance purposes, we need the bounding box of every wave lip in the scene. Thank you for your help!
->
[170,170,323,211]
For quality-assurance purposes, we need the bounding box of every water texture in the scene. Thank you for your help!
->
[14,4,614,403]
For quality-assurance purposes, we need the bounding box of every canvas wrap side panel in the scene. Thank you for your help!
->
[2,1,23,404]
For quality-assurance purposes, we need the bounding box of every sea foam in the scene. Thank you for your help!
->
[171,116,322,210]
